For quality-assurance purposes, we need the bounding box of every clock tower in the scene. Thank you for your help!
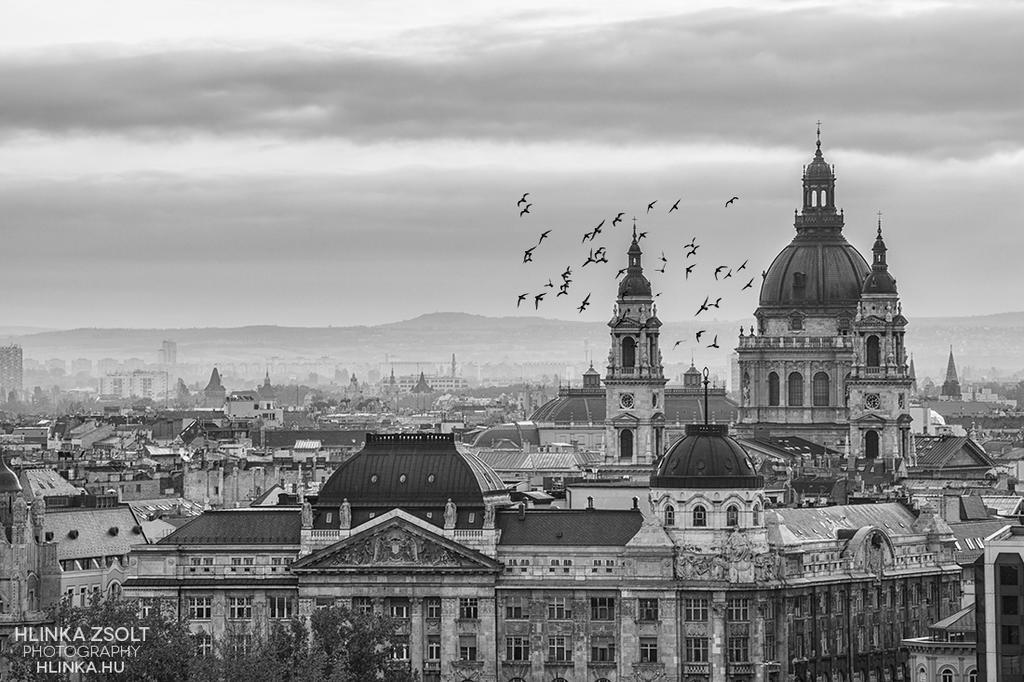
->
[604,228,667,465]
[846,221,914,466]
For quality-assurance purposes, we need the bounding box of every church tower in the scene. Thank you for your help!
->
[846,221,914,465]
[604,228,667,464]
[940,347,962,400]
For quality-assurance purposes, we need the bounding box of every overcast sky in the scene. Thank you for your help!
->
[1,0,1022,331]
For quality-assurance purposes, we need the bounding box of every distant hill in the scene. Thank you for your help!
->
[8,311,1024,379]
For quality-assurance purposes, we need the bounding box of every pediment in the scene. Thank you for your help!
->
[608,412,641,425]
[852,413,887,424]
[292,517,501,573]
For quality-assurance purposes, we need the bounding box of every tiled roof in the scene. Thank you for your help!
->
[530,390,737,425]
[948,520,1010,563]
[471,423,541,448]
[914,436,994,469]
[43,506,147,560]
[496,509,642,546]
[751,437,841,460]
[475,451,588,472]
[769,502,919,544]
[22,469,82,497]
[158,508,300,545]
[126,577,297,588]
[982,495,1024,516]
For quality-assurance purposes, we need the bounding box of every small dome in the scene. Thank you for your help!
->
[0,455,21,494]
[618,272,652,298]
[862,269,897,295]
[651,424,762,489]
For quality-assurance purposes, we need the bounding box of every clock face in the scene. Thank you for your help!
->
[865,393,881,410]
[620,393,635,409]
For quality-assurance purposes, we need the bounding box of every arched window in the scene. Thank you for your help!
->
[622,337,636,368]
[967,670,978,682]
[726,505,739,527]
[813,372,830,407]
[692,505,707,527]
[865,430,879,459]
[619,429,633,461]
[788,372,804,407]
[752,504,761,526]
[108,582,122,599]
[940,670,954,682]
[866,335,881,368]
[768,372,780,406]
[665,505,675,526]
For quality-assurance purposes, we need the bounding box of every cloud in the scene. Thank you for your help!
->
[0,5,1021,158]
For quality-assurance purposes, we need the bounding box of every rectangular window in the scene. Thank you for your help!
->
[727,598,749,621]
[390,637,409,661]
[268,596,294,619]
[685,637,709,662]
[195,632,213,657]
[685,597,709,621]
[590,597,615,621]
[187,596,212,620]
[505,596,526,620]
[389,599,410,619]
[591,639,615,662]
[353,597,374,615]
[506,636,529,661]
[638,598,659,622]
[728,636,749,663]
[1002,625,1021,646]
[1000,564,1020,586]
[763,625,775,661]
[425,597,441,619]
[548,597,571,620]
[639,637,658,663]
[427,636,441,661]
[547,636,570,662]
[1003,595,1020,616]
[228,595,253,620]
[459,635,477,661]
[189,557,202,566]
[458,598,479,620]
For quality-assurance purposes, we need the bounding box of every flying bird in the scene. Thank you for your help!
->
[544,279,554,288]
[710,297,722,308]
[520,204,532,217]
[637,231,648,241]
[723,268,733,280]
[685,237,698,249]
[594,220,605,234]
[673,340,684,348]
[725,196,739,207]
[538,229,551,243]
[577,293,591,313]
[742,278,754,290]
[761,269,768,280]
[656,263,667,274]
[517,193,529,206]
[517,293,528,308]
[534,292,546,309]
[561,266,572,280]
[714,265,727,280]
[695,330,706,342]
[685,263,696,279]
[686,245,700,258]
[523,247,536,263]
[616,268,627,278]
[669,199,681,212]
[647,200,657,213]
[582,249,596,267]
[612,212,625,227]
[706,335,720,349]
[557,283,570,296]
[660,251,668,263]
[737,259,748,271]
[696,297,710,316]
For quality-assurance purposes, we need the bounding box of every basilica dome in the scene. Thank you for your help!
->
[758,235,870,309]
[650,423,762,489]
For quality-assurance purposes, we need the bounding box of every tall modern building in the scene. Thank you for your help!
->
[159,340,178,365]
[0,344,24,401]
[975,525,1024,681]
[734,132,913,463]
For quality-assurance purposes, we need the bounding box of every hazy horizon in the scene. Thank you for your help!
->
[2,1,1022,329]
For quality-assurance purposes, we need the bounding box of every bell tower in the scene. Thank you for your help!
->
[604,227,667,465]
[846,219,914,466]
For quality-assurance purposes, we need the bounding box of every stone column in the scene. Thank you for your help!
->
[711,594,727,681]
[410,597,424,673]
[441,597,458,663]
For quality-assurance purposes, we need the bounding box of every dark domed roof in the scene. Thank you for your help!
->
[0,454,21,494]
[759,234,870,310]
[317,433,505,508]
[530,390,738,425]
[862,226,897,295]
[618,235,652,298]
[651,424,762,489]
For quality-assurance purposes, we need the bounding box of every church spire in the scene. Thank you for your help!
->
[941,346,962,400]
[797,124,843,233]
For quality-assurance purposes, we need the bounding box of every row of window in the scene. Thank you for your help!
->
[58,555,129,572]
[665,504,760,527]
[767,371,830,407]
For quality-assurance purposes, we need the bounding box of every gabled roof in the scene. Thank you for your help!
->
[496,509,643,546]
[158,508,300,545]
[769,502,920,545]
[914,436,995,469]
[931,602,975,634]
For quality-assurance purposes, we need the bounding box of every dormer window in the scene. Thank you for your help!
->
[790,314,803,331]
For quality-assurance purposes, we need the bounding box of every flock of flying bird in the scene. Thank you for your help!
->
[514,191,764,352]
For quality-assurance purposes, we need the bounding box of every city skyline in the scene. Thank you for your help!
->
[1,1,1021,330]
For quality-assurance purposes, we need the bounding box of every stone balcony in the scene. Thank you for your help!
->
[737,335,854,351]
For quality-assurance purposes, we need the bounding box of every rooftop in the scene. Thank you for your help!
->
[158,508,300,545]
[496,509,643,546]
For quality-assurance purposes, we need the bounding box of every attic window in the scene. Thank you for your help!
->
[370,474,379,484]
[399,474,407,484]
[68,530,79,539]
[427,474,436,484]
[108,527,119,536]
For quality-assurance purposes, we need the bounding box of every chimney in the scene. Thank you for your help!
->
[517,502,526,520]
[941,491,961,522]
[587,496,594,510]
[631,497,639,510]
